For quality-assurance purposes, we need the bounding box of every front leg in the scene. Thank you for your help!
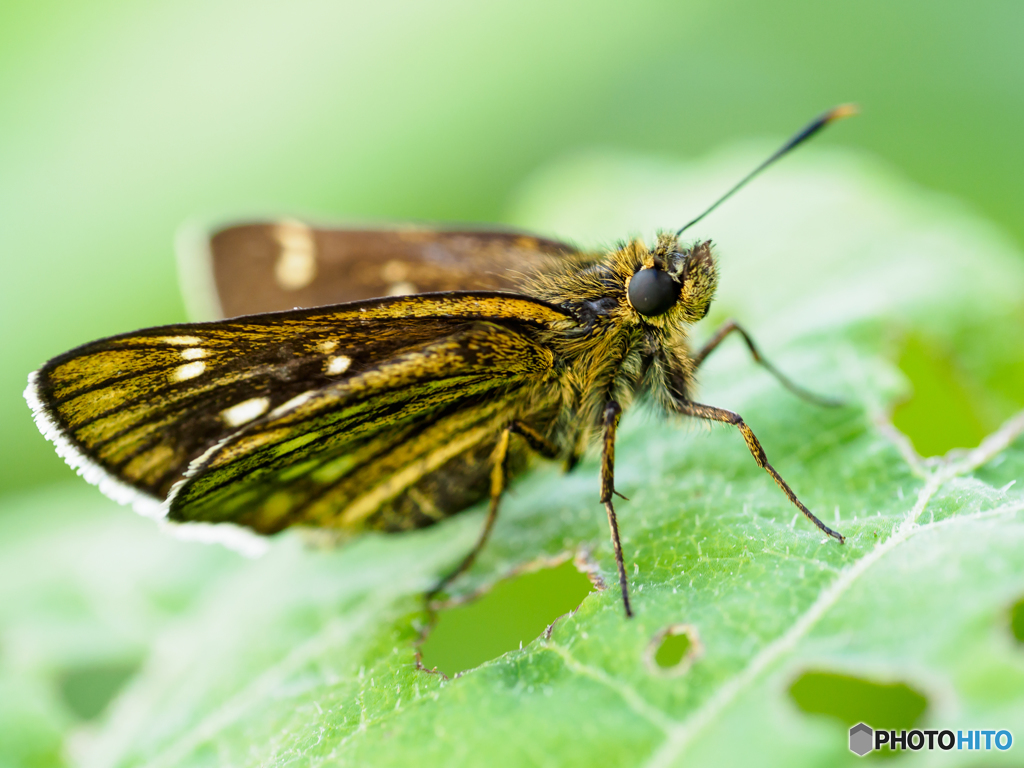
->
[600,401,634,617]
[693,319,841,408]
[676,400,845,543]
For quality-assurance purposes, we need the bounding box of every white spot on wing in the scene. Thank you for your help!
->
[317,340,338,354]
[381,260,408,282]
[172,361,206,381]
[221,397,270,427]
[160,335,203,346]
[180,347,206,360]
[387,281,417,296]
[273,220,317,290]
[325,355,351,376]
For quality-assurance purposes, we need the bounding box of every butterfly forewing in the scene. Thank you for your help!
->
[28,292,571,515]
[167,322,556,534]
[186,222,578,319]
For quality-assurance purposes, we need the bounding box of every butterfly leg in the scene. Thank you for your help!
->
[511,421,583,474]
[676,400,845,542]
[692,319,842,407]
[601,401,634,618]
[509,421,559,459]
[428,427,512,600]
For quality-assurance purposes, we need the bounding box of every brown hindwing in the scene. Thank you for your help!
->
[187,222,578,318]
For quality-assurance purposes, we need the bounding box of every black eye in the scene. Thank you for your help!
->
[627,268,678,317]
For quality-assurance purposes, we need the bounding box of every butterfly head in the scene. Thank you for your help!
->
[625,233,718,324]
[621,105,855,326]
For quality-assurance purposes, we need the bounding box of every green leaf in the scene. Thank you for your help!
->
[5,147,1024,767]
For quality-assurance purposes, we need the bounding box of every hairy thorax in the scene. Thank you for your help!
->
[523,236,704,449]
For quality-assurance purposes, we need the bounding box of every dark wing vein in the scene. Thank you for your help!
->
[167,322,557,534]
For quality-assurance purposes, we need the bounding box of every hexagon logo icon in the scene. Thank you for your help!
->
[849,723,873,756]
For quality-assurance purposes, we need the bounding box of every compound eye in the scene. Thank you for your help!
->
[627,268,678,317]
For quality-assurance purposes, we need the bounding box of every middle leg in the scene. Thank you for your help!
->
[693,319,842,408]
[427,427,512,600]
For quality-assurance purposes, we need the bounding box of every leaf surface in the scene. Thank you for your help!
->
[4,148,1024,767]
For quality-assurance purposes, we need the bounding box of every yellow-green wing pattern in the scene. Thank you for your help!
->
[167,322,557,534]
[26,292,571,521]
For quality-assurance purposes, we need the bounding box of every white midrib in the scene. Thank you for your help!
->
[548,409,1024,768]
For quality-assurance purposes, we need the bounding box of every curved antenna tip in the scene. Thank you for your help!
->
[824,103,859,123]
[675,104,859,237]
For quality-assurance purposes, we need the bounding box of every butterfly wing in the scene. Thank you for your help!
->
[178,221,578,319]
[166,320,559,534]
[26,292,572,522]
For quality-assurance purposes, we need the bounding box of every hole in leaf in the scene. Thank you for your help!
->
[789,670,928,734]
[655,633,691,667]
[892,334,992,457]
[57,660,141,720]
[1010,597,1024,644]
[419,559,593,677]
[646,624,702,676]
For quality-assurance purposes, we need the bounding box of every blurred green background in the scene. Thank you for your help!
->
[3,0,1023,498]
[2,2,1024,764]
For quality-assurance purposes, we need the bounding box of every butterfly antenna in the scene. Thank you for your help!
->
[676,104,858,237]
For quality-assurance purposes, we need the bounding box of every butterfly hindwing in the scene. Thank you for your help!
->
[167,321,557,534]
[182,222,579,319]
[27,292,571,515]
